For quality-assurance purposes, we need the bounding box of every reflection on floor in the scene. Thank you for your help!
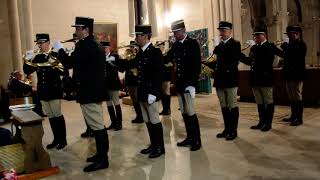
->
[5,92,320,180]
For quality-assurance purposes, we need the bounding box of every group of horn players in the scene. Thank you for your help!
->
[20,16,306,173]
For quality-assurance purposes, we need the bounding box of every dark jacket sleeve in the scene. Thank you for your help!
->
[148,49,163,97]
[188,40,201,87]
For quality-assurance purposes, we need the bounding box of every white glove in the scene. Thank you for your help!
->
[246,39,256,46]
[52,41,64,52]
[185,86,196,98]
[213,37,221,47]
[148,94,157,104]
[106,56,115,62]
[25,50,34,60]
[283,37,289,43]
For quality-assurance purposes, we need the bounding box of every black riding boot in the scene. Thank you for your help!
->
[140,122,154,154]
[106,105,117,130]
[56,115,67,150]
[149,123,165,158]
[46,117,59,149]
[81,120,94,138]
[290,100,303,126]
[84,129,109,172]
[217,107,230,138]
[261,104,274,132]
[226,107,239,141]
[190,114,201,151]
[114,105,122,131]
[251,104,265,129]
[131,102,144,123]
[177,114,192,147]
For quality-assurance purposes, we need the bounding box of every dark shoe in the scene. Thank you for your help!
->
[148,146,165,158]
[282,117,292,122]
[46,141,58,149]
[260,124,272,132]
[86,154,98,163]
[177,138,192,146]
[250,124,264,129]
[216,131,228,138]
[131,118,144,123]
[290,119,303,126]
[177,114,192,147]
[56,142,67,150]
[81,129,95,138]
[83,161,109,172]
[159,109,171,115]
[226,131,237,141]
[140,145,153,154]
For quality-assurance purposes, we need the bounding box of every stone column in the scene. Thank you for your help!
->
[22,0,34,50]
[232,0,243,42]
[7,0,23,71]
[218,0,225,21]
[148,0,158,37]
[212,0,220,37]
[128,0,135,37]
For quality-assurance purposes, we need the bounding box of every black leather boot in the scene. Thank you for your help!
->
[217,107,230,138]
[261,104,274,132]
[283,103,295,122]
[131,102,144,123]
[226,107,239,141]
[149,123,165,158]
[140,122,154,154]
[106,105,116,130]
[46,117,59,149]
[56,115,67,150]
[84,129,109,172]
[251,104,265,129]
[81,121,95,138]
[190,114,201,151]
[114,105,122,131]
[290,100,303,126]
[177,114,192,147]
[159,96,171,115]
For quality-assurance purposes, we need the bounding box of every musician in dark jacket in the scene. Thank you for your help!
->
[281,25,307,126]
[167,19,202,151]
[56,17,109,172]
[122,41,144,123]
[240,26,283,132]
[157,41,172,115]
[23,33,67,150]
[101,41,122,131]
[133,25,165,158]
[206,21,242,140]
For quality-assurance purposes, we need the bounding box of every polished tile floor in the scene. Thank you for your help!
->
[12,92,320,179]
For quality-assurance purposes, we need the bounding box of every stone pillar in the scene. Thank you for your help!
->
[22,0,34,50]
[148,0,158,37]
[7,0,23,72]
[218,0,225,21]
[128,0,135,37]
[225,0,233,23]
[232,0,243,43]
[212,0,220,37]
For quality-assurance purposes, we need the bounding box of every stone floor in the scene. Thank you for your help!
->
[3,92,320,180]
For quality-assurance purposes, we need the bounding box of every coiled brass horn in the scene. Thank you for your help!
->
[23,49,64,72]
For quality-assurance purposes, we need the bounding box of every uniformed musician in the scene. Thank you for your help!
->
[240,26,283,132]
[133,25,165,158]
[206,21,242,140]
[124,41,144,124]
[157,41,172,115]
[281,25,307,126]
[101,41,123,131]
[56,17,109,172]
[167,19,202,151]
[23,33,67,150]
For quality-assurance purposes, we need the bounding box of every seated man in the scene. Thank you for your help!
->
[8,70,32,98]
